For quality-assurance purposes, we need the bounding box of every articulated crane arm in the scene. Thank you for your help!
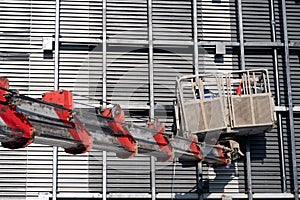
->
[0,77,239,166]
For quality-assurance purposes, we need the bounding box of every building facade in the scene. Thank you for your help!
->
[0,0,300,199]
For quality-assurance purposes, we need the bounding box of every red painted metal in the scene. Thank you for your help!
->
[189,136,203,161]
[148,120,173,162]
[42,90,93,154]
[101,105,137,158]
[0,77,34,149]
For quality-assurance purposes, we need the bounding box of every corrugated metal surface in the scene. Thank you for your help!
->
[152,0,192,41]
[198,0,237,42]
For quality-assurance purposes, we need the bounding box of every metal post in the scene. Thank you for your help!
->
[102,151,107,200]
[102,0,107,107]
[102,0,108,199]
[281,0,299,199]
[246,142,253,200]
[196,162,203,200]
[53,0,61,199]
[270,0,287,192]
[148,0,156,199]
[237,0,245,70]
[192,0,199,75]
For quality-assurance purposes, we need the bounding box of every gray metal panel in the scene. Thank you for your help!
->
[198,0,238,42]
[106,0,148,40]
[290,51,300,106]
[152,0,192,41]
[242,0,272,42]
[106,48,149,107]
[286,0,300,42]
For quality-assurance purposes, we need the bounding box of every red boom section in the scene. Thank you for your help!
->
[101,105,137,158]
[0,77,34,149]
[42,90,93,154]
[148,120,173,162]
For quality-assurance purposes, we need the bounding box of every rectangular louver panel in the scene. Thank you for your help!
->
[0,0,31,92]
[198,0,238,42]
[59,47,103,107]
[286,0,300,42]
[242,0,272,42]
[153,46,193,104]
[106,47,149,107]
[290,51,300,105]
[156,161,197,193]
[57,148,90,193]
[106,152,151,193]
[198,47,239,74]
[202,163,241,193]
[60,0,102,39]
[107,0,147,40]
[153,0,192,41]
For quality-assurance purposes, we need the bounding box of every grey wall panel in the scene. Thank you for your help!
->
[153,46,193,105]
[290,51,300,106]
[60,0,102,39]
[156,161,197,193]
[242,0,272,42]
[198,0,238,42]
[286,0,300,42]
[106,153,151,193]
[107,0,147,40]
[106,47,149,107]
[153,0,192,41]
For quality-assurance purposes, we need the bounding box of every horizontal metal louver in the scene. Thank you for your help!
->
[290,51,300,105]
[286,0,300,42]
[106,47,149,107]
[242,0,272,42]
[198,47,239,74]
[198,0,238,42]
[152,0,192,41]
[106,152,151,193]
[0,145,53,200]
[57,148,90,193]
[153,47,193,104]
[0,0,31,93]
[107,0,147,40]
[59,47,103,107]
[202,163,241,193]
[156,161,197,193]
[60,0,102,39]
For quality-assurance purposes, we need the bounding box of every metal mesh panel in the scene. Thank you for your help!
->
[184,102,205,133]
[253,95,272,125]
[203,99,226,130]
[232,96,253,127]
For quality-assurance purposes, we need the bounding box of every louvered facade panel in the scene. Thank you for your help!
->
[107,0,147,40]
[60,0,102,39]
[0,0,31,92]
[28,0,56,98]
[202,163,242,193]
[0,145,53,200]
[242,0,272,42]
[198,47,239,74]
[198,0,238,42]
[106,47,149,107]
[156,161,197,193]
[106,153,151,193]
[57,149,90,193]
[152,0,192,41]
[290,51,300,105]
[286,0,300,42]
[59,47,103,106]
[153,46,193,104]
